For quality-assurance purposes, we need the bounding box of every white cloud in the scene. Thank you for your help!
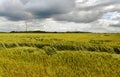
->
[0,0,120,32]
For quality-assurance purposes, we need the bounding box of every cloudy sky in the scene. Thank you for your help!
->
[0,0,120,32]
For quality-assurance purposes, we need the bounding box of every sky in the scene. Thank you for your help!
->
[0,0,120,32]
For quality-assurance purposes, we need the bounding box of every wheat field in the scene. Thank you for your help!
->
[0,33,120,77]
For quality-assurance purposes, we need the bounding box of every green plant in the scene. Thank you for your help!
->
[43,46,56,56]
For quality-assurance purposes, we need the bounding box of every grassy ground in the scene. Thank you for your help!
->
[0,33,120,77]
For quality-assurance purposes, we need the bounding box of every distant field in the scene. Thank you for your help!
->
[0,33,120,77]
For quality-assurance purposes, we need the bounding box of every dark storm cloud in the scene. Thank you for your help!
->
[0,0,75,21]
[24,0,75,18]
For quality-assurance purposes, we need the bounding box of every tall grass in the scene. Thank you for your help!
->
[0,33,119,77]
[0,48,120,77]
[0,33,119,54]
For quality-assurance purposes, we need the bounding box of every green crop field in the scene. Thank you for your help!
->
[0,33,120,77]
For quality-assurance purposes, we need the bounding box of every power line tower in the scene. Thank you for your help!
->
[25,21,28,32]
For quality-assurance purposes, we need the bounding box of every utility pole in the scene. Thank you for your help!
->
[25,21,28,32]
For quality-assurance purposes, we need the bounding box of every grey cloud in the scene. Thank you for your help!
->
[0,0,31,21]
[110,24,120,27]
[0,0,120,32]
[0,0,120,24]
[52,0,120,23]
[71,0,120,23]
[20,0,30,4]
[0,0,75,21]
[24,0,75,18]
[53,11,103,23]
[77,0,120,11]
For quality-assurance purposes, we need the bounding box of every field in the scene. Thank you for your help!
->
[0,33,120,77]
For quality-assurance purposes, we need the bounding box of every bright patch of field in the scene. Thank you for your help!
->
[0,33,120,77]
